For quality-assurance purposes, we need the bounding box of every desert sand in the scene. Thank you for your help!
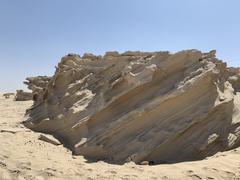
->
[0,94,240,179]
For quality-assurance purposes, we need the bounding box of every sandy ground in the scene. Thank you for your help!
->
[0,94,240,180]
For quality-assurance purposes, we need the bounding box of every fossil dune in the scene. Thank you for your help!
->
[22,49,240,165]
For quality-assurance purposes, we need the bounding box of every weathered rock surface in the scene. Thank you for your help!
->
[15,90,32,101]
[23,50,240,164]
[24,76,51,101]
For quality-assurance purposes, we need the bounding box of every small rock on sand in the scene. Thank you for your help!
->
[38,134,62,146]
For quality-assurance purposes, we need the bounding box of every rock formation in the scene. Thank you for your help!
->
[3,93,15,99]
[15,90,32,101]
[23,50,240,164]
[24,76,51,101]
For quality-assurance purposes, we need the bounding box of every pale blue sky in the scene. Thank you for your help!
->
[0,0,239,92]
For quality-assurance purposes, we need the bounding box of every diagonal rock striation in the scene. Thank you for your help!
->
[23,50,240,164]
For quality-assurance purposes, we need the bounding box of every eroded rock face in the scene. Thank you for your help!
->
[24,76,51,102]
[15,90,32,101]
[23,50,240,164]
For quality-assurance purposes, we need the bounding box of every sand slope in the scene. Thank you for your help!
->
[1,94,240,179]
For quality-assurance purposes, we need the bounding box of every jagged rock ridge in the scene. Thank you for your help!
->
[23,50,240,164]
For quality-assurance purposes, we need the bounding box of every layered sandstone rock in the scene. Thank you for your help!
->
[23,50,240,164]
[24,76,51,101]
[15,90,32,101]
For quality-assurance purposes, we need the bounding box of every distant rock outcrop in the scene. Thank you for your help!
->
[15,90,32,101]
[3,93,15,99]
[24,76,51,101]
[23,50,240,164]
